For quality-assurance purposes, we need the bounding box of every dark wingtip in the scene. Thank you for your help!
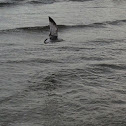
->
[44,39,47,44]
[48,16,56,25]
[48,16,52,20]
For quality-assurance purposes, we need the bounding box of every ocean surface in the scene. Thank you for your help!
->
[1,0,126,125]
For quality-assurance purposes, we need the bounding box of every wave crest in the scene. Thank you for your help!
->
[0,19,126,33]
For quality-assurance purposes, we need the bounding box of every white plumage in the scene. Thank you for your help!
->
[44,17,63,44]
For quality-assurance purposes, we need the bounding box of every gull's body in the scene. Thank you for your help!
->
[44,17,63,44]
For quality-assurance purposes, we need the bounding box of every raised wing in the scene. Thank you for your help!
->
[49,17,58,39]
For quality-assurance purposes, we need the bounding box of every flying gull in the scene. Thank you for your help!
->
[44,17,63,44]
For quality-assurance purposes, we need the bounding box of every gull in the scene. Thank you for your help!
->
[44,17,63,44]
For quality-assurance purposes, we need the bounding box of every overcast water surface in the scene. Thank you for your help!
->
[1,0,126,126]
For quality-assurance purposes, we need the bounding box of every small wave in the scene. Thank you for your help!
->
[111,100,126,104]
[0,0,25,7]
[1,58,61,64]
[0,43,16,47]
[0,2,17,7]
[1,19,126,33]
[81,56,104,61]
[0,24,104,34]
[0,26,49,33]
[27,0,55,4]
[106,19,126,25]
[27,0,93,5]
[96,63,126,70]
[70,0,93,1]
[114,89,126,94]
[0,0,94,7]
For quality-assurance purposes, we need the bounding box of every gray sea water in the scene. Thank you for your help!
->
[1,0,126,125]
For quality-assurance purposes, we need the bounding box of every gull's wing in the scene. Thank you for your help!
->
[49,17,58,38]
